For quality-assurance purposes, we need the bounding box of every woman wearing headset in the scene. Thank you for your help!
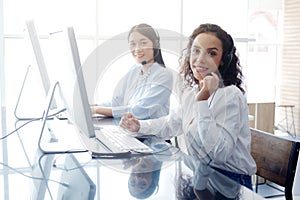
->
[93,23,173,120]
[120,23,257,190]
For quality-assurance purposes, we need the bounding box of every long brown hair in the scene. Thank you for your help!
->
[179,23,244,93]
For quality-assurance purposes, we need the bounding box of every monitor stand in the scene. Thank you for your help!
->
[37,81,87,155]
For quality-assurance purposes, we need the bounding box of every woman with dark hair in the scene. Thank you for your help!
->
[180,23,244,92]
[123,139,168,199]
[120,23,257,190]
[127,156,162,199]
[93,23,173,119]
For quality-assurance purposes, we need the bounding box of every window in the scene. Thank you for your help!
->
[0,0,286,189]
[246,9,283,103]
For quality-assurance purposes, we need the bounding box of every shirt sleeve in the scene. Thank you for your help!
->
[112,67,174,119]
[130,69,173,119]
[139,104,183,140]
[193,87,243,164]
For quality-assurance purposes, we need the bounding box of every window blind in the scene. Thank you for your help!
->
[280,0,300,136]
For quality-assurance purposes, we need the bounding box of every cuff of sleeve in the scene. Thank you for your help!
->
[139,120,149,134]
[112,106,129,118]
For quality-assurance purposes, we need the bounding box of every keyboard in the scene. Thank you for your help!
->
[95,126,153,154]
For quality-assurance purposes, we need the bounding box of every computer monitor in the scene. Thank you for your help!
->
[14,20,59,120]
[44,26,95,139]
[39,26,131,157]
[26,20,54,104]
[36,26,97,154]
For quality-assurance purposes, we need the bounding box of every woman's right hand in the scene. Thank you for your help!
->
[119,113,140,133]
[195,72,219,101]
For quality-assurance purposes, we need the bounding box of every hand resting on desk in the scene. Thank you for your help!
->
[90,105,113,117]
[120,113,141,133]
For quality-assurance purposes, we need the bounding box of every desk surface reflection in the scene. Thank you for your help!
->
[0,117,266,200]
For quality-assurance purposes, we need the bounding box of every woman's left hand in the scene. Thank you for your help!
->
[119,113,140,133]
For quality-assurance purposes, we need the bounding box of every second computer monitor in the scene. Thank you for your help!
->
[45,26,95,139]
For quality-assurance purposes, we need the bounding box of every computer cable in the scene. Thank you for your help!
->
[52,154,93,171]
[0,118,37,141]
[0,108,66,141]
[0,161,69,187]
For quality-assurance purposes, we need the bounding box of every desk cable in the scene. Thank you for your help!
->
[0,108,66,141]
[0,161,68,188]
[52,154,93,171]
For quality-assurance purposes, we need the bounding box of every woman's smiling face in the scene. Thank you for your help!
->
[190,33,223,81]
[129,31,154,65]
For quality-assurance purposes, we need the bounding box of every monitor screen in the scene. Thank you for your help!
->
[44,27,95,139]
[26,20,57,110]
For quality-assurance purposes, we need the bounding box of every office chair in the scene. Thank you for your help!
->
[250,128,300,200]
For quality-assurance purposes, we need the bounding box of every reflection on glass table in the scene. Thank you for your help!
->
[176,153,266,200]
[0,118,269,200]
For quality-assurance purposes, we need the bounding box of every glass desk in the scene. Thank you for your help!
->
[0,117,266,200]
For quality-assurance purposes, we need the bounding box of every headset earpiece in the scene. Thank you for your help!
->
[153,29,160,50]
[154,40,160,49]
[222,34,234,68]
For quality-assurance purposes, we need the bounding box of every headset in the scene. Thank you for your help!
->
[141,29,162,65]
[153,29,161,50]
[222,34,234,69]
[216,33,235,87]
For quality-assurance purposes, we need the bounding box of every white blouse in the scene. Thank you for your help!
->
[139,83,257,175]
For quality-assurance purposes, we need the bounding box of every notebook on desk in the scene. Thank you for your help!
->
[38,26,153,158]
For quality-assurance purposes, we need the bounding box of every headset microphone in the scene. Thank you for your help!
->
[141,56,155,65]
